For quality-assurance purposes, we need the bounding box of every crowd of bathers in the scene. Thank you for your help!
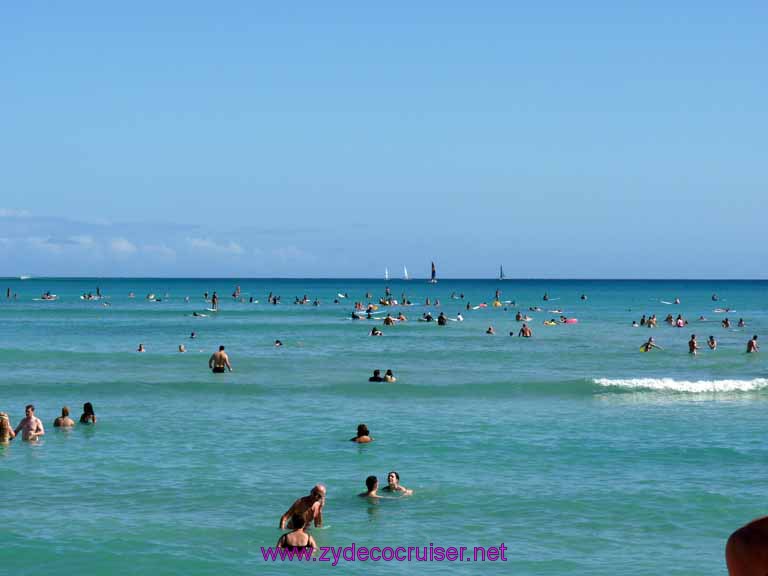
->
[0,402,96,443]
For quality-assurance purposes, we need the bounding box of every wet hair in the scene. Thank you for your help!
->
[385,370,393,376]
[25,404,34,412]
[388,471,400,481]
[365,475,378,491]
[290,513,306,529]
[61,406,69,417]
[219,345,225,351]
[372,369,381,376]
[82,402,95,416]
[357,423,369,437]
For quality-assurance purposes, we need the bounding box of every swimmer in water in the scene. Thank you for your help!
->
[137,344,145,352]
[707,336,717,350]
[370,327,383,336]
[384,369,397,383]
[642,337,662,352]
[486,326,495,335]
[359,476,381,499]
[688,334,699,356]
[53,406,75,428]
[351,423,373,443]
[518,324,532,338]
[280,485,326,528]
[80,402,97,424]
[276,513,317,551]
[14,404,45,441]
[381,471,413,496]
[368,370,384,382]
[178,344,186,353]
[747,335,759,353]
[208,345,233,373]
[274,339,283,347]
[0,412,15,443]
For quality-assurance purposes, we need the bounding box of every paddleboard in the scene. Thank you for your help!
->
[205,308,218,313]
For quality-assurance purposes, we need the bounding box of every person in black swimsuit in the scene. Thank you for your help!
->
[276,513,317,552]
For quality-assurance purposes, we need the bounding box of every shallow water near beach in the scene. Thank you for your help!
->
[0,278,766,575]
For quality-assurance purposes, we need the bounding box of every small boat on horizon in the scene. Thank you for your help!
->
[499,265,507,280]
[385,267,390,281]
[403,266,410,281]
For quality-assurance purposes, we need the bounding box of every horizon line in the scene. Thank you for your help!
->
[2,276,767,282]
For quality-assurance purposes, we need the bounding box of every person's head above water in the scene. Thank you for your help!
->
[289,513,306,529]
[357,423,370,437]
[365,476,378,491]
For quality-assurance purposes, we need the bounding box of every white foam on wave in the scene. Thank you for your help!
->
[593,377,768,393]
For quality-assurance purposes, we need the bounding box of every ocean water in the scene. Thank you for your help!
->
[0,278,766,575]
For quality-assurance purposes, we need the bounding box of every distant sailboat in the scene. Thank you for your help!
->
[403,266,410,281]
[428,261,438,284]
[384,267,390,281]
[499,265,506,280]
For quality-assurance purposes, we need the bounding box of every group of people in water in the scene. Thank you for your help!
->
[0,402,96,443]
[274,423,413,551]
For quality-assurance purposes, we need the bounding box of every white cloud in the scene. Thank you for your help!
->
[0,208,30,218]
[144,244,176,258]
[69,235,95,247]
[27,236,63,253]
[187,237,244,255]
[271,245,311,262]
[111,237,137,254]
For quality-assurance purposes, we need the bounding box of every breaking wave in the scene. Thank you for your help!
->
[593,377,768,393]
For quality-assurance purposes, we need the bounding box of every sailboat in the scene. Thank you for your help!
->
[403,266,410,281]
[428,261,438,284]
[499,265,506,280]
[384,267,390,281]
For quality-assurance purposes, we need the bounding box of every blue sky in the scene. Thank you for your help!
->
[1,2,766,278]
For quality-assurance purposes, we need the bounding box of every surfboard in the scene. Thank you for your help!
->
[205,308,218,313]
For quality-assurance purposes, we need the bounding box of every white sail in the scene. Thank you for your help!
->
[404,266,409,280]
[384,267,389,281]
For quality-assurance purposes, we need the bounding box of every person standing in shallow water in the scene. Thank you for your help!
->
[209,345,233,373]
[54,407,75,427]
[0,412,15,442]
[14,404,45,441]
[80,402,97,424]
[280,485,326,529]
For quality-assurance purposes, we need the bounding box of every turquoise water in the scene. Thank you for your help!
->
[1,278,766,575]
